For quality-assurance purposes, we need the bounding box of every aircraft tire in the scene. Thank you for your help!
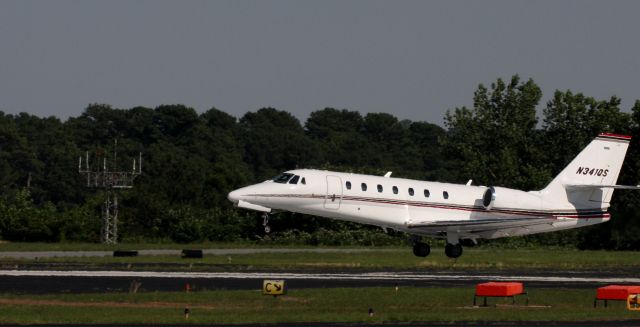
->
[264,225,271,234]
[412,242,430,257]
[445,243,463,258]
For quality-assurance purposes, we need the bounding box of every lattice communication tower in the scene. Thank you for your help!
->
[78,140,142,244]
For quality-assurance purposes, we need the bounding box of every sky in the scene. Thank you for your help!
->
[0,0,639,125]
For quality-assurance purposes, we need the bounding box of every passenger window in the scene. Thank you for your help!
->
[392,186,398,194]
[346,181,352,190]
[443,191,449,199]
[289,175,300,184]
[361,183,367,191]
[301,177,306,185]
[408,188,414,196]
[377,184,383,193]
[424,189,430,197]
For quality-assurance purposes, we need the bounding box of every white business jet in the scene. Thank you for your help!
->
[228,133,639,258]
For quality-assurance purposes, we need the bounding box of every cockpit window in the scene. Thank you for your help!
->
[289,175,300,184]
[273,173,294,184]
[301,177,306,185]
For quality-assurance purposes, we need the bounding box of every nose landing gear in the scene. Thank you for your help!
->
[261,213,271,234]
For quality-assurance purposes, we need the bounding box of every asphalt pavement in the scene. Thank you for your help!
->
[0,248,396,259]
[2,249,640,326]
[0,268,635,294]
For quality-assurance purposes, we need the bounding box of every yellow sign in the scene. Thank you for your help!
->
[263,280,286,296]
[628,294,640,310]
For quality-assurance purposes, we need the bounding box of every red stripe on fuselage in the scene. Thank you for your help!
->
[251,193,608,219]
[598,133,632,141]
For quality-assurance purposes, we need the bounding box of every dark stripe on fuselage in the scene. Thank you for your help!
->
[249,193,609,219]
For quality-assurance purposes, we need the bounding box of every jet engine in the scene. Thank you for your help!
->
[481,186,543,212]
[482,186,496,210]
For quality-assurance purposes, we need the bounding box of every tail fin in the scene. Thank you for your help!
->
[540,133,631,209]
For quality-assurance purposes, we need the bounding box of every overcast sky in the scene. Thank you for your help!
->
[1,0,638,124]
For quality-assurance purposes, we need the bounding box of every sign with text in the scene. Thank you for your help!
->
[263,280,286,296]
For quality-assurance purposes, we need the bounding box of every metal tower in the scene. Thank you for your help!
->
[79,140,141,244]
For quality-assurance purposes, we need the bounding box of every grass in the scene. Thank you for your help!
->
[0,287,638,324]
[2,245,640,271]
[0,241,259,252]
[2,243,640,323]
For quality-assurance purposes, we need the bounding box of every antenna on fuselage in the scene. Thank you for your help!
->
[384,172,392,178]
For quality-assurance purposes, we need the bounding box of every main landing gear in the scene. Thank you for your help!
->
[412,242,431,257]
[444,243,463,258]
[444,232,463,258]
[411,242,463,258]
[411,233,464,258]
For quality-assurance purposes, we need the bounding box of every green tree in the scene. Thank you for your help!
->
[408,121,447,181]
[543,91,630,172]
[443,75,546,189]
[0,113,39,194]
[305,108,369,168]
[240,108,314,180]
[361,113,422,179]
[0,189,58,241]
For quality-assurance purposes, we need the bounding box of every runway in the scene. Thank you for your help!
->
[0,269,635,294]
[2,269,640,327]
[1,250,638,326]
[0,248,394,259]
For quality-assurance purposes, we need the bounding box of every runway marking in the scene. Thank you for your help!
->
[0,270,637,284]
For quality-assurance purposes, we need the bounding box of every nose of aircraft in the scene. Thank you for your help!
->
[227,189,241,204]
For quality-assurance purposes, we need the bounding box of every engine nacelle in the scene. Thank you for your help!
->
[483,186,496,210]
[481,186,542,212]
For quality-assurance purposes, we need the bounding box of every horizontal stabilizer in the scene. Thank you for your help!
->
[564,184,640,190]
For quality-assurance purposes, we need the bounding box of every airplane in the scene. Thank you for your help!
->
[227,133,639,258]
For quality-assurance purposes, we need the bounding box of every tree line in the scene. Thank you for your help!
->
[0,75,639,249]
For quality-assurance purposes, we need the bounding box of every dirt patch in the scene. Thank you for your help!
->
[277,296,311,303]
[298,262,361,267]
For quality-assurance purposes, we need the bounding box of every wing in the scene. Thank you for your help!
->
[406,217,557,239]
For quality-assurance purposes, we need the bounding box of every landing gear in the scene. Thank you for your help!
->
[412,242,431,257]
[261,213,271,234]
[444,232,463,258]
[445,243,463,258]
[410,234,463,258]
[460,239,477,247]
